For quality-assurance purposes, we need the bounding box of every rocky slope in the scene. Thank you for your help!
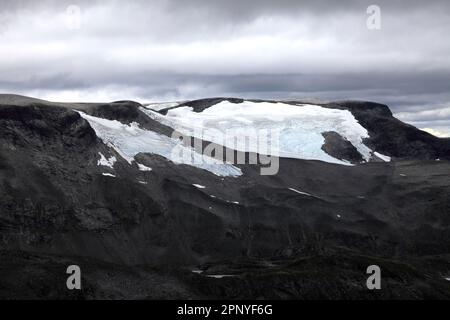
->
[0,94,449,299]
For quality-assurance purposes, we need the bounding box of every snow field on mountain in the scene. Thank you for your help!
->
[142,101,375,165]
[78,111,242,177]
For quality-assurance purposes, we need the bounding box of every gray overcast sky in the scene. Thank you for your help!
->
[0,0,449,136]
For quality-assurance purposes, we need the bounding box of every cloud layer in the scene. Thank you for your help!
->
[0,0,449,136]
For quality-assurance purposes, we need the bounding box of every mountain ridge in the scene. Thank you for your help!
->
[1,94,449,299]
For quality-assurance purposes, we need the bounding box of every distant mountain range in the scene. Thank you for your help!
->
[0,94,449,299]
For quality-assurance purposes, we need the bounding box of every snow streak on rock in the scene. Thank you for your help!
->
[373,151,391,162]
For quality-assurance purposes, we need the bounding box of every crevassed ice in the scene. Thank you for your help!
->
[78,111,242,177]
[141,101,374,165]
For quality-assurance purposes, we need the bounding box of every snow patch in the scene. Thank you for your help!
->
[374,151,391,162]
[138,181,147,184]
[191,270,235,278]
[193,184,206,189]
[191,269,203,274]
[97,152,116,168]
[137,163,152,171]
[102,173,116,177]
[205,274,236,279]
[78,111,242,177]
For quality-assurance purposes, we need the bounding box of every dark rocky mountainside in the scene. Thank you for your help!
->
[1,94,449,299]
[323,100,450,160]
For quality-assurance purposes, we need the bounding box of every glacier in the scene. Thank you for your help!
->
[142,101,375,165]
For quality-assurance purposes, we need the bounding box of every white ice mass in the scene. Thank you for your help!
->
[78,111,242,177]
[141,101,375,165]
